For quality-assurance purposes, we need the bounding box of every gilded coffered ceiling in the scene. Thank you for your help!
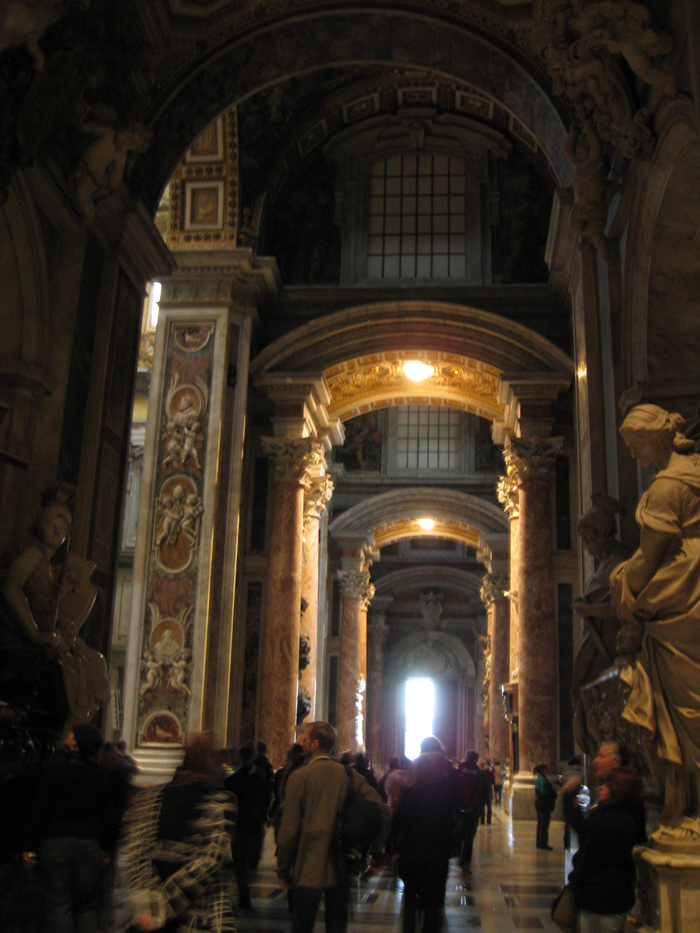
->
[324,351,504,423]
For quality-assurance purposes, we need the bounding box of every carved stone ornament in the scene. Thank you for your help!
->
[153,476,203,573]
[336,569,374,608]
[298,632,311,676]
[303,474,334,521]
[162,373,209,475]
[502,436,562,484]
[480,574,508,608]
[533,0,676,160]
[419,591,444,630]
[496,473,519,518]
[261,436,324,484]
[296,684,312,725]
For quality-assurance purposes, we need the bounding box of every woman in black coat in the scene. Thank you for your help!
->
[563,766,645,933]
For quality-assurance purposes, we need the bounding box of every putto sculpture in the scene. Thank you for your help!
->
[611,405,700,843]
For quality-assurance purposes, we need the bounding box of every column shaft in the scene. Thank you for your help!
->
[517,478,558,772]
[300,514,320,721]
[490,594,510,762]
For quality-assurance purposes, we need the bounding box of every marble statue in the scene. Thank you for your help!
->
[575,1,676,98]
[0,483,109,730]
[73,118,151,224]
[571,495,631,756]
[610,405,700,842]
[565,120,616,262]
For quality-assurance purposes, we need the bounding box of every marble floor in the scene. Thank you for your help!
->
[234,808,570,933]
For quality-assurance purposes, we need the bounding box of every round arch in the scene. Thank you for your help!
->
[133,9,571,211]
[329,487,508,551]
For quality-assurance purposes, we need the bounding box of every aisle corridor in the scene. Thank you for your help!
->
[234,810,569,933]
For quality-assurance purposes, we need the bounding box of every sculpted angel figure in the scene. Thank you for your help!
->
[565,120,616,262]
[168,649,192,697]
[140,648,162,696]
[610,405,700,839]
[0,0,90,72]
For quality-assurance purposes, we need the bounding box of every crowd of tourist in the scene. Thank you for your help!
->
[5,723,646,933]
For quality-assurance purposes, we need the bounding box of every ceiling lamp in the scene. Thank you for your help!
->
[403,360,434,382]
[417,518,435,530]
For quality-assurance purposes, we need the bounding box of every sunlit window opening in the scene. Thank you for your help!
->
[405,677,435,760]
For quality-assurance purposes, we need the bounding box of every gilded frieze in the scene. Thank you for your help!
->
[325,352,504,423]
[372,517,481,550]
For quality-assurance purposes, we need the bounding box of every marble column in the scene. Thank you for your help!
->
[503,436,561,818]
[367,599,391,767]
[480,574,510,763]
[300,474,334,723]
[336,565,374,753]
[259,437,323,767]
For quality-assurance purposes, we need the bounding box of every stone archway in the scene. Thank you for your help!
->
[134,9,570,212]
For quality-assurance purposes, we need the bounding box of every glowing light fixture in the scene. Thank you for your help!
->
[418,518,435,530]
[403,360,434,382]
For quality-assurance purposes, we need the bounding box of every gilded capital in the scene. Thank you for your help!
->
[304,474,334,521]
[496,473,519,519]
[480,574,508,608]
[262,436,324,484]
[502,436,562,484]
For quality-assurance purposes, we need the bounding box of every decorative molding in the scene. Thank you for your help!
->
[325,352,503,423]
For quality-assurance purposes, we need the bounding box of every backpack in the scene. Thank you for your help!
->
[337,765,384,853]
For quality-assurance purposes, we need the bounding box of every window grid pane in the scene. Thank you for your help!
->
[367,155,467,280]
[395,405,461,470]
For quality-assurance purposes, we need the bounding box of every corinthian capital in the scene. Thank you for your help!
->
[262,436,324,484]
[337,569,374,608]
[502,436,562,484]
[480,574,508,608]
[304,474,334,521]
[497,473,519,519]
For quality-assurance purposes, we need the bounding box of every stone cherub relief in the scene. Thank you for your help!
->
[0,0,90,72]
[534,0,676,160]
[610,405,700,843]
[571,494,631,757]
[162,373,209,474]
[0,482,109,732]
[141,604,193,705]
[153,479,204,574]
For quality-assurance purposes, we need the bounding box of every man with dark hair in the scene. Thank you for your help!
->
[458,750,483,877]
[252,739,274,866]
[24,723,115,933]
[225,743,269,911]
[277,721,389,933]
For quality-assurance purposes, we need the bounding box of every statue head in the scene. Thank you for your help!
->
[34,498,72,555]
[577,494,620,557]
[620,404,695,467]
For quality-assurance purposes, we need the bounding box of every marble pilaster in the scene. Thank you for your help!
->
[300,474,334,722]
[259,437,324,766]
[367,599,391,766]
[480,574,510,763]
[503,436,561,817]
[336,565,374,753]
[497,472,520,679]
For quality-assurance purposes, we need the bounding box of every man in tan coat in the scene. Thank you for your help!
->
[277,721,388,933]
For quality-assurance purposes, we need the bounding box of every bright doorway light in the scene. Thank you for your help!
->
[403,360,434,382]
[149,281,162,328]
[417,518,435,530]
[405,678,434,760]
